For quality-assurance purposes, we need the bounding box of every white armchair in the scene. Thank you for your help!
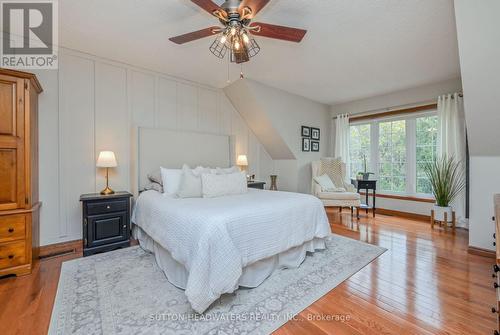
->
[311,159,361,216]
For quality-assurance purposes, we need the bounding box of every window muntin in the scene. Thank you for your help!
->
[378,120,406,192]
[348,111,437,196]
[349,124,371,178]
[415,115,438,194]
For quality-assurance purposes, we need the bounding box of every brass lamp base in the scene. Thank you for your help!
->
[100,186,115,195]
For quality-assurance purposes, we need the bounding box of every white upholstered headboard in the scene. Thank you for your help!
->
[132,127,232,196]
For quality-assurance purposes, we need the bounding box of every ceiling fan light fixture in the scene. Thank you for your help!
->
[220,34,227,44]
[241,32,250,44]
[209,36,228,59]
[246,38,260,58]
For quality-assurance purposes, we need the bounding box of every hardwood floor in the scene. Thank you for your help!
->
[0,209,496,335]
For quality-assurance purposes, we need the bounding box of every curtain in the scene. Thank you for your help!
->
[334,114,350,177]
[437,93,467,227]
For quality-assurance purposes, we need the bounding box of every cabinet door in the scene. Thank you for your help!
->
[86,211,128,248]
[0,74,25,211]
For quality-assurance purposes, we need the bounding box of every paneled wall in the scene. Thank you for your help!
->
[35,48,273,246]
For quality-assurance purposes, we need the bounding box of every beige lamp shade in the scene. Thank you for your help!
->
[236,155,248,167]
[96,151,117,168]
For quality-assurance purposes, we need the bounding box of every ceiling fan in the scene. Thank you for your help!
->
[169,0,307,64]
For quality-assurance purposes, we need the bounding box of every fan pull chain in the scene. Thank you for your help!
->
[240,63,244,79]
[227,54,230,83]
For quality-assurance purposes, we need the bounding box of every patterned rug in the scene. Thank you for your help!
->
[49,234,386,335]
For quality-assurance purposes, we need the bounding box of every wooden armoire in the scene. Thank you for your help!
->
[0,68,42,276]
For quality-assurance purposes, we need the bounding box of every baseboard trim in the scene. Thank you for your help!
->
[468,246,495,259]
[376,208,430,221]
[39,239,82,259]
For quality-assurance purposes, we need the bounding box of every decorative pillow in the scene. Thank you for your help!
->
[192,166,211,176]
[160,167,183,195]
[201,172,247,198]
[320,157,345,189]
[177,165,203,198]
[147,169,162,185]
[216,166,240,175]
[313,174,336,191]
[143,182,163,193]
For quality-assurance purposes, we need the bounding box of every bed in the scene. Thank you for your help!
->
[131,128,331,313]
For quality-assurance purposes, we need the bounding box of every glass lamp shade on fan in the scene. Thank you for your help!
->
[96,151,117,195]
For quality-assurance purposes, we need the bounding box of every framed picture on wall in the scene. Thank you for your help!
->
[301,126,311,138]
[311,141,320,152]
[311,128,320,140]
[302,138,310,151]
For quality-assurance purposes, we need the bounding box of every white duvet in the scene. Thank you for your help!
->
[132,189,331,313]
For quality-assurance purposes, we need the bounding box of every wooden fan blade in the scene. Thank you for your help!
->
[169,26,220,44]
[250,22,307,42]
[191,0,226,18]
[239,0,270,18]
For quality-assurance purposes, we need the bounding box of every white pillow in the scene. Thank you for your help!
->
[201,172,248,198]
[192,166,211,176]
[216,166,240,175]
[313,174,336,191]
[177,165,203,198]
[160,167,183,195]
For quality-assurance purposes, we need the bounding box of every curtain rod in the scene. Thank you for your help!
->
[332,93,463,120]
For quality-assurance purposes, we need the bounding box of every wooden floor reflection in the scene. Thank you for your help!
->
[0,208,495,334]
[275,208,496,335]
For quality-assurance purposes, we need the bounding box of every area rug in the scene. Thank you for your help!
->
[49,234,386,335]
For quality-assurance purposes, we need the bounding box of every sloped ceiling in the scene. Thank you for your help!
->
[224,79,295,160]
[58,0,460,105]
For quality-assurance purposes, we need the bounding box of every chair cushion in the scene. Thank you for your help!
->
[320,157,345,188]
[317,191,361,200]
[313,174,336,191]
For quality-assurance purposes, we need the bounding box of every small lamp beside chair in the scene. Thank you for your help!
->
[97,151,117,195]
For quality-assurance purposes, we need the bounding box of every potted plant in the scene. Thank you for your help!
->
[424,156,465,222]
[358,154,374,180]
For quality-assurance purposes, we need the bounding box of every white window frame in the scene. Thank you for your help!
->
[349,110,437,197]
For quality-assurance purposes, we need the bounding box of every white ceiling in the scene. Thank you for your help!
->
[59,0,460,105]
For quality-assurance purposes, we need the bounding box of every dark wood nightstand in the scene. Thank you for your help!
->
[351,179,377,217]
[80,191,132,256]
[247,181,266,190]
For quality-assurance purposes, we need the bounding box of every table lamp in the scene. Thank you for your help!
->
[97,151,117,195]
[237,155,248,171]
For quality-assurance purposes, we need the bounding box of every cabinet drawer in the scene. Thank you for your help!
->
[0,240,26,269]
[86,199,128,215]
[0,214,26,243]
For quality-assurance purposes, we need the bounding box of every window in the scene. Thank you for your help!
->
[349,124,371,178]
[379,120,406,192]
[416,115,438,194]
[348,111,437,195]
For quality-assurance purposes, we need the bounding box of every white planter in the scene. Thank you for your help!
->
[433,205,453,222]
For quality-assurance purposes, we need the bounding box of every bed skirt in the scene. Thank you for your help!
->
[133,225,327,290]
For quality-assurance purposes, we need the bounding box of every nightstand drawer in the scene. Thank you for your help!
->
[0,240,26,269]
[86,199,128,215]
[356,180,376,189]
[248,181,266,190]
[86,212,129,248]
[0,214,26,243]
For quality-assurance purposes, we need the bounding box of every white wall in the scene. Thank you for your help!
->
[34,48,273,246]
[225,80,332,193]
[331,78,462,117]
[454,0,500,250]
[330,78,463,218]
